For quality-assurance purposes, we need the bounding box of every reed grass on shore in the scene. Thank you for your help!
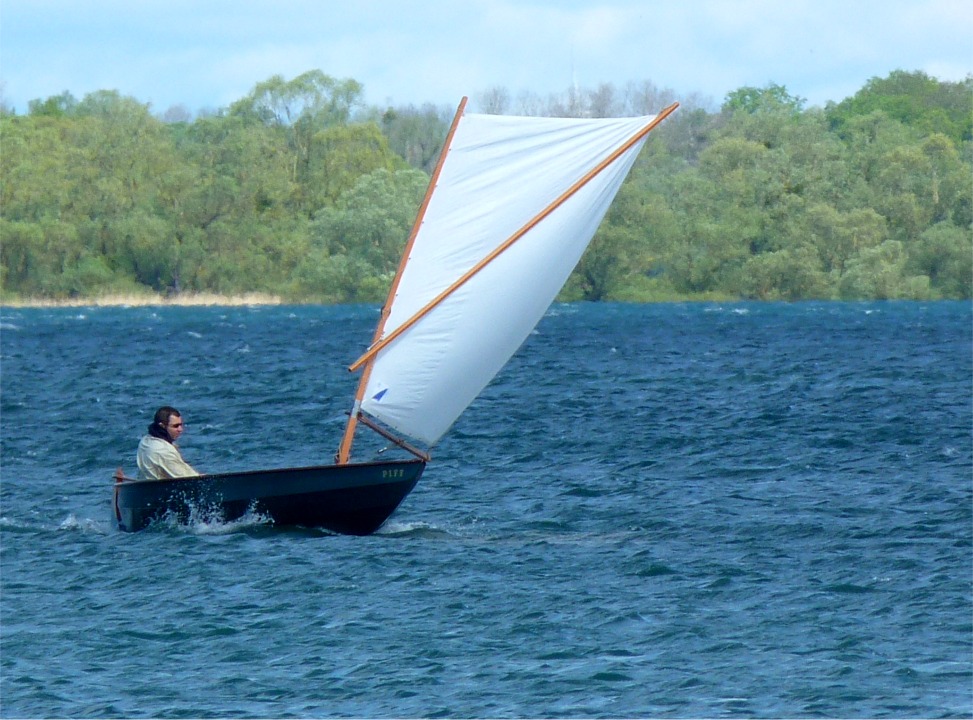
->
[0,292,284,308]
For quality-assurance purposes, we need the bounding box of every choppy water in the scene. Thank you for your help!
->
[1,302,970,718]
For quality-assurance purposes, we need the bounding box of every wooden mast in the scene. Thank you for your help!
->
[348,101,680,373]
[336,96,469,464]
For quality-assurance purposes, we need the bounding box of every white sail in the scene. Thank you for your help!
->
[358,111,663,446]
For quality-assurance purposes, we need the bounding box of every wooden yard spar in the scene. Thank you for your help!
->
[336,99,679,465]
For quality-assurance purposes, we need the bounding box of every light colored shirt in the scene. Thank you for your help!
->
[137,435,199,480]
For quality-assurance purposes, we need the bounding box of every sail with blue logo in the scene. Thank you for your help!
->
[337,98,678,461]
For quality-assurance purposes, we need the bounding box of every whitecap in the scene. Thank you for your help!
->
[178,504,274,535]
[58,514,110,534]
[0,516,32,531]
[377,520,452,538]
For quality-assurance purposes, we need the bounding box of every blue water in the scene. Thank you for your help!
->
[1,302,970,718]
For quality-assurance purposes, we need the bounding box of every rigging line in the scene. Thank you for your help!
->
[348,102,680,374]
[336,96,469,464]
[355,413,431,462]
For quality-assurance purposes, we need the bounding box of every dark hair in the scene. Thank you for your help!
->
[148,406,181,442]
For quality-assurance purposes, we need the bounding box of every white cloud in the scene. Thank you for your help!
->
[1,0,969,114]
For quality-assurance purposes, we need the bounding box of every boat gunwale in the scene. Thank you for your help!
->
[114,457,426,486]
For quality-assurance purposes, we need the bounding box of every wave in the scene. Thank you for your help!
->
[0,514,112,535]
[0,515,37,533]
[165,504,276,535]
[377,520,454,539]
[58,514,111,534]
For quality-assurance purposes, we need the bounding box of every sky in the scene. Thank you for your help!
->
[1,0,971,116]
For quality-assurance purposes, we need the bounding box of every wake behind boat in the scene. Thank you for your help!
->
[113,97,677,534]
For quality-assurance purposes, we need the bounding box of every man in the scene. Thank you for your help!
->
[137,406,200,480]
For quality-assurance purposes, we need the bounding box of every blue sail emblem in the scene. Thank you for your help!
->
[372,388,388,402]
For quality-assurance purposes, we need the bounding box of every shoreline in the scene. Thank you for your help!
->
[1,293,965,308]
[0,292,284,308]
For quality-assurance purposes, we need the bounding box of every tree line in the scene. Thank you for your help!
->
[1,69,970,303]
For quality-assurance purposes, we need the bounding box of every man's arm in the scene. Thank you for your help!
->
[157,443,200,478]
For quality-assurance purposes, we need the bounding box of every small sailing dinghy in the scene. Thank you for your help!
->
[113,97,678,535]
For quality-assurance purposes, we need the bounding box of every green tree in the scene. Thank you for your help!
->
[105,212,177,290]
[919,133,970,225]
[839,240,931,299]
[27,91,78,117]
[741,245,828,300]
[0,218,84,296]
[803,204,887,276]
[2,71,970,303]
[0,115,79,223]
[229,70,364,193]
[294,168,429,301]
[722,83,805,115]
[828,70,973,143]
[376,103,452,171]
[303,122,404,211]
[569,182,676,300]
[908,222,973,298]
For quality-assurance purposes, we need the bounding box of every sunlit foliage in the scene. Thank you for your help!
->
[1,70,970,302]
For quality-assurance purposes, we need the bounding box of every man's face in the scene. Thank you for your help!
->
[166,414,185,441]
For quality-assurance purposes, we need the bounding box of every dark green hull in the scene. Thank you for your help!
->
[113,459,425,535]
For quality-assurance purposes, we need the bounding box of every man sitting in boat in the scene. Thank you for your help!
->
[137,406,200,480]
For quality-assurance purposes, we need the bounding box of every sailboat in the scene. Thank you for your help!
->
[113,97,678,534]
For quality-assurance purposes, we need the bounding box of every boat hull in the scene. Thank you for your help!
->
[113,459,425,535]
